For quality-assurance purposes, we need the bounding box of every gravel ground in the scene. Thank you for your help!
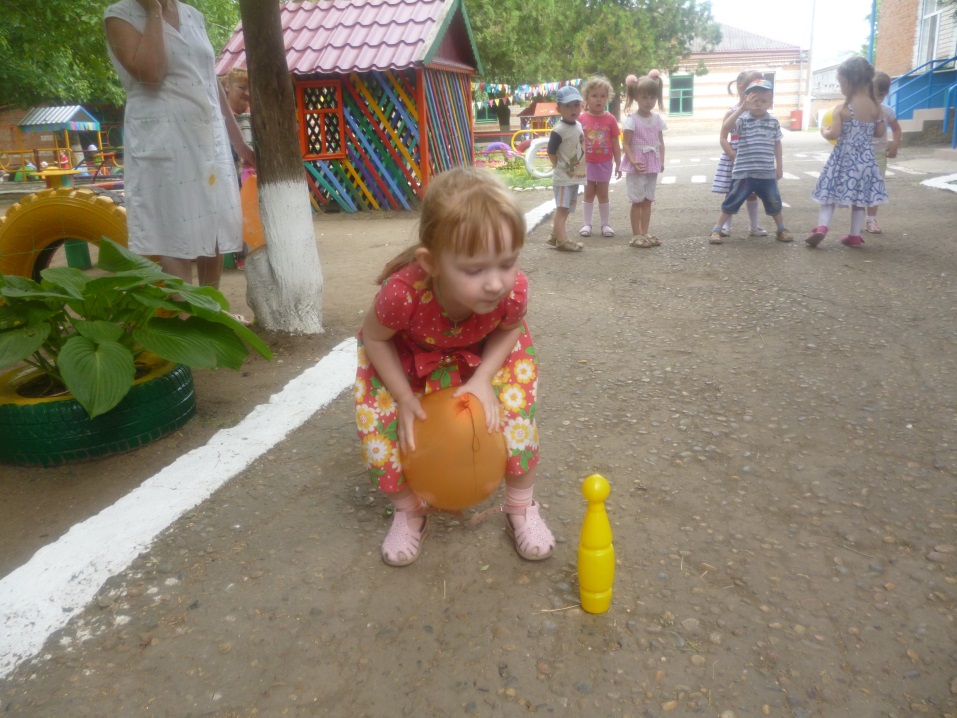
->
[1,136,956,717]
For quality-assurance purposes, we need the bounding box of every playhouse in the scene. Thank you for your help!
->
[215,0,483,213]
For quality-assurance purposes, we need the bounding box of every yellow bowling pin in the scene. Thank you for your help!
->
[578,473,614,614]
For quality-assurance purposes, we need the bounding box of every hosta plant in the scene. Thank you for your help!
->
[0,238,272,418]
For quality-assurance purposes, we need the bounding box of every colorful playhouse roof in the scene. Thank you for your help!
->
[18,106,100,133]
[215,0,482,76]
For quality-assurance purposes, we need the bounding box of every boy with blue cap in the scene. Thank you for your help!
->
[546,85,587,252]
[708,79,793,245]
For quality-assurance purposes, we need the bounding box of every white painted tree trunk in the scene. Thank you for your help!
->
[238,0,324,335]
[245,179,323,334]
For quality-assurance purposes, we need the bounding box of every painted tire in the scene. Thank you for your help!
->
[0,187,127,279]
[0,355,196,467]
[524,138,553,179]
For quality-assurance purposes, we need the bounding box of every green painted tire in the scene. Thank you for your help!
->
[0,357,196,467]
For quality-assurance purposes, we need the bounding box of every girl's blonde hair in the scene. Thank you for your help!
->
[223,67,248,89]
[838,56,877,104]
[730,70,763,99]
[376,167,526,284]
[623,74,663,113]
[582,74,613,104]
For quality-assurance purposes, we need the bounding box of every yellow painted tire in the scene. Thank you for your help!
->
[0,187,127,279]
[524,138,553,179]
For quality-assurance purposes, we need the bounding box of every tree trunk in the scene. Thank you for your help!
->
[238,0,323,334]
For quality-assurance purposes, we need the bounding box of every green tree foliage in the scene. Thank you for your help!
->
[0,0,239,108]
[464,0,567,86]
[464,0,720,93]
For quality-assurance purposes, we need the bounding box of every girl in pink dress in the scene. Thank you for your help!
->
[621,72,667,248]
[355,167,554,567]
[578,75,622,238]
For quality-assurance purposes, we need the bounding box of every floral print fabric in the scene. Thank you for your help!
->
[354,263,540,492]
[811,107,888,207]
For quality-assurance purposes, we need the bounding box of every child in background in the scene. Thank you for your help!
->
[355,167,555,566]
[807,56,887,248]
[708,79,793,244]
[865,70,901,234]
[578,75,621,238]
[712,70,766,238]
[621,71,666,248]
[546,85,587,252]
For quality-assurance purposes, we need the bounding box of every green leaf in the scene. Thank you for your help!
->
[1,283,74,303]
[39,267,90,299]
[75,320,124,344]
[132,317,248,370]
[58,335,135,418]
[96,237,167,274]
[0,323,51,369]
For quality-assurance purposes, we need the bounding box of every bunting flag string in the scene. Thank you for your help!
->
[470,78,584,108]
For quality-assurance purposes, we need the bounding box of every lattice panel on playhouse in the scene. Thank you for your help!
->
[424,70,473,174]
[304,70,432,212]
[300,83,344,158]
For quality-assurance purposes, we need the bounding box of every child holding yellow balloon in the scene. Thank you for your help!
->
[354,167,555,567]
[807,56,888,248]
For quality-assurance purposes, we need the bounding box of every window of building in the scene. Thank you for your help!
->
[474,105,498,124]
[298,80,345,161]
[669,75,694,115]
[918,0,941,66]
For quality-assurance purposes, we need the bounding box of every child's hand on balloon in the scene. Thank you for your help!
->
[397,396,427,454]
[454,381,501,433]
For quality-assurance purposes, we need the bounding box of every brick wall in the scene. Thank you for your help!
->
[875,0,919,76]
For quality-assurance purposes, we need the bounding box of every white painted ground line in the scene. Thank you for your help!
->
[0,202,555,680]
[0,338,359,678]
[921,173,957,192]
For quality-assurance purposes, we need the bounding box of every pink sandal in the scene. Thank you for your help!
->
[381,509,429,567]
[504,501,555,560]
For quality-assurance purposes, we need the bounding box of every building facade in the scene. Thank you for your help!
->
[664,24,807,129]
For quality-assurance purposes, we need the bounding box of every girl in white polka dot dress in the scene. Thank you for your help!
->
[355,167,555,567]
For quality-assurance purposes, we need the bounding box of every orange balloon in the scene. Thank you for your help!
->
[240,174,266,251]
[403,388,507,511]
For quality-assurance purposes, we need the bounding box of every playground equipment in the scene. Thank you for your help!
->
[0,187,127,280]
[523,137,553,179]
[474,142,523,169]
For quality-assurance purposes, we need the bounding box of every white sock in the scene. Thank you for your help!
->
[582,202,594,227]
[599,203,610,228]
[747,198,760,229]
[850,207,866,236]
[818,204,836,229]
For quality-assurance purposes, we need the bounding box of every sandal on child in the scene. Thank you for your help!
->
[381,510,430,567]
[601,225,615,238]
[805,226,828,248]
[629,234,656,248]
[647,234,661,246]
[550,236,584,252]
[504,501,555,561]
[579,225,592,237]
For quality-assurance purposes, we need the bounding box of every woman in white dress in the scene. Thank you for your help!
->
[104,0,255,290]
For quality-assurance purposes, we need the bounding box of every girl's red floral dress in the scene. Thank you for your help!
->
[354,263,539,493]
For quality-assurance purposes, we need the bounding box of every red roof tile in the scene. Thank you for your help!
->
[215,0,480,76]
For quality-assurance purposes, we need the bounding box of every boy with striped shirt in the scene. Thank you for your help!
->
[709,79,792,244]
